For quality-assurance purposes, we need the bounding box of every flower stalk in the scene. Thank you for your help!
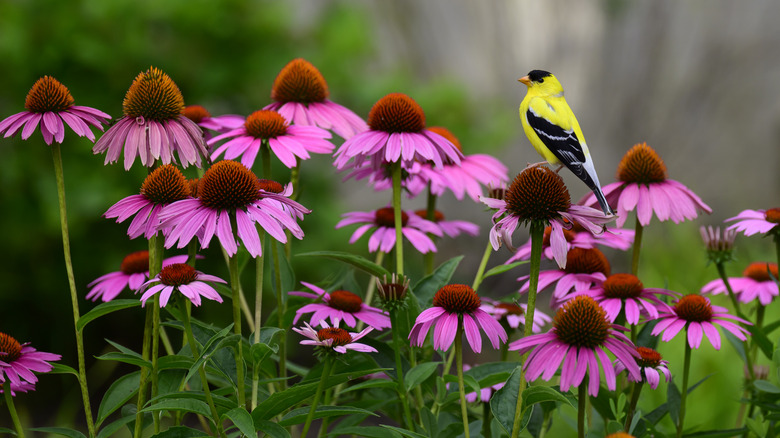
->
[301,356,334,438]
[227,226,247,409]
[472,240,493,292]
[624,381,643,432]
[272,239,287,390]
[392,161,404,275]
[455,315,470,438]
[578,381,587,438]
[3,381,25,438]
[631,216,644,276]
[677,339,692,438]
[390,309,416,430]
[424,187,438,275]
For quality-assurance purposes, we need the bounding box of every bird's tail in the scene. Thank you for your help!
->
[591,186,614,216]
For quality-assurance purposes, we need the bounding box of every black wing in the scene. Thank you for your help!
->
[525,106,588,180]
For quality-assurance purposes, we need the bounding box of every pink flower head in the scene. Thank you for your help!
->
[264,58,368,140]
[139,263,225,307]
[701,262,779,306]
[651,294,751,350]
[104,164,192,239]
[289,282,391,330]
[182,105,245,137]
[333,93,462,173]
[0,333,60,389]
[335,207,443,254]
[409,284,507,353]
[93,67,208,170]
[159,161,310,258]
[480,298,552,333]
[614,346,671,390]
[0,380,36,397]
[86,250,191,302]
[569,273,677,325]
[0,76,110,145]
[293,321,377,354]
[509,296,641,396]
[725,208,780,237]
[518,247,611,304]
[208,109,334,169]
[582,143,711,228]
[483,166,614,269]
[413,209,479,238]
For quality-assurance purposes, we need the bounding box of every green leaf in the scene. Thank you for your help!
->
[443,374,481,395]
[465,362,517,387]
[412,256,463,307]
[148,426,210,437]
[754,379,780,394]
[667,380,681,424]
[250,342,278,366]
[95,351,151,369]
[338,378,396,394]
[482,261,528,279]
[183,327,238,384]
[77,299,141,332]
[257,326,284,346]
[222,407,255,437]
[0,427,16,435]
[723,329,747,362]
[140,398,212,418]
[751,324,774,360]
[682,428,748,437]
[96,414,135,438]
[405,362,440,392]
[490,366,525,436]
[521,386,572,408]
[380,425,430,438]
[254,420,291,438]
[49,362,79,376]
[28,428,86,438]
[279,405,378,426]
[297,251,390,278]
[158,355,194,370]
[327,426,400,438]
[96,371,140,427]
[270,240,296,304]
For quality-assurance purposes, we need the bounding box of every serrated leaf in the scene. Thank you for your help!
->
[27,428,86,438]
[279,405,378,426]
[77,299,141,332]
[297,251,390,278]
[96,371,140,427]
[254,420,290,438]
[483,261,528,279]
[222,407,255,437]
[405,362,440,392]
[412,256,463,307]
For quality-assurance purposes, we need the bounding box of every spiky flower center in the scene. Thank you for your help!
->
[24,76,74,113]
[553,296,610,348]
[496,302,524,316]
[257,179,284,194]
[120,250,150,275]
[487,187,506,201]
[198,161,261,210]
[636,346,662,368]
[674,295,712,322]
[328,290,363,313]
[0,333,23,363]
[377,276,409,302]
[271,58,329,104]
[427,126,462,152]
[504,166,570,222]
[433,284,481,314]
[183,105,211,123]
[616,143,667,184]
[414,209,444,223]
[187,178,199,197]
[122,67,185,121]
[375,207,408,227]
[367,93,425,133]
[244,110,288,139]
[564,247,611,276]
[317,327,352,346]
[158,263,197,287]
[743,262,778,282]
[603,273,644,299]
[140,164,190,204]
[542,225,576,246]
[765,208,780,224]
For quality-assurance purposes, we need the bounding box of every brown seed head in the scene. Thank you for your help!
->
[433,284,481,314]
[257,179,285,194]
[616,143,667,184]
[635,346,663,368]
[602,273,644,299]
[375,207,409,227]
[328,290,364,313]
[0,333,22,363]
[742,262,778,282]
[271,58,329,104]
[427,126,462,152]
[367,93,426,133]
[496,302,524,316]
[764,208,780,224]
[183,105,211,123]
[198,161,261,210]
[674,295,713,322]
[564,247,611,276]
[317,327,352,346]
[542,225,576,247]
[553,296,610,348]
[24,76,74,113]
[244,110,288,139]
[122,67,185,121]
[158,263,198,287]
[120,250,150,275]
[140,164,190,204]
[414,209,444,223]
[504,166,570,222]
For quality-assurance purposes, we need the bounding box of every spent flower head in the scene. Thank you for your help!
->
[376,273,410,311]
[701,225,737,265]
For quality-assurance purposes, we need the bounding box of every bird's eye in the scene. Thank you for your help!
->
[537,78,544,83]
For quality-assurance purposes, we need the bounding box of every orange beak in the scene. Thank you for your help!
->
[518,76,531,86]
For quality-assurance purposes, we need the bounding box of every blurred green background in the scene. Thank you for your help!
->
[0,0,778,435]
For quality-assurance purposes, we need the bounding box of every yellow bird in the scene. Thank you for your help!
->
[518,70,613,215]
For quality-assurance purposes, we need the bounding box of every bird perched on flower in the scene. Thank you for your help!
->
[518,70,613,215]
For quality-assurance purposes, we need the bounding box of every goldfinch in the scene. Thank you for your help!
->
[518,70,613,215]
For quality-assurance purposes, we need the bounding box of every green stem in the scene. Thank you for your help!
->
[424,187,437,275]
[775,233,780,268]
[677,340,692,438]
[716,262,747,320]
[251,229,266,410]
[357,251,384,331]
[456,315,470,438]
[624,381,643,432]
[301,357,333,438]
[578,382,587,438]
[181,299,227,438]
[4,381,25,438]
[510,220,544,438]
[472,240,493,292]
[391,162,404,276]
[134,305,153,438]
[631,216,644,276]
[271,240,287,391]
[227,230,247,410]
[51,143,95,437]
[390,309,416,430]
[149,233,164,433]
[443,347,456,378]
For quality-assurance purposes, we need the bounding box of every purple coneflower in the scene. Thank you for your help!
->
[483,166,614,269]
[264,58,368,140]
[208,109,333,169]
[0,76,110,145]
[651,294,750,349]
[413,209,479,238]
[289,282,391,330]
[570,273,676,324]
[480,298,551,334]
[93,67,208,170]
[182,105,245,136]
[104,164,190,239]
[726,208,780,237]
[614,346,671,390]
[702,262,779,306]
[293,321,377,354]
[335,207,442,254]
[0,333,60,388]
[409,284,507,353]
[509,296,640,396]
[139,263,225,307]
[86,250,190,302]
[160,161,310,257]
[518,247,611,305]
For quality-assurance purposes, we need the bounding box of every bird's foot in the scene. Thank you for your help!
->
[524,161,548,169]
[553,164,565,173]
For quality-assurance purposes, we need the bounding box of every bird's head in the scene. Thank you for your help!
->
[518,70,564,97]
